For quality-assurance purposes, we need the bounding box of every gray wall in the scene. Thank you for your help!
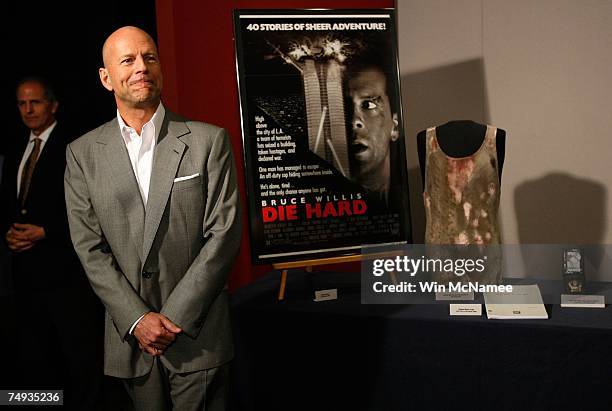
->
[397,0,612,244]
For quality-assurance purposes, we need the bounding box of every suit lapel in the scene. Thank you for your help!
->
[10,135,29,183]
[99,120,146,262]
[6,136,29,214]
[142,113,188,262]
[31,125,65,184]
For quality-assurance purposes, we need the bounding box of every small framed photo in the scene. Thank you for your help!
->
[563,248,585,294]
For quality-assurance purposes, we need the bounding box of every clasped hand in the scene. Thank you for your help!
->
[134,312,182,356]
[6,223,45,252]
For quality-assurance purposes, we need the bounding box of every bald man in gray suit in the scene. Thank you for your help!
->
[64,26,241,411]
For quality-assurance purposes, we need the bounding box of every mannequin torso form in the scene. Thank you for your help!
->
[417,120,505,282]
[417,120,505,187]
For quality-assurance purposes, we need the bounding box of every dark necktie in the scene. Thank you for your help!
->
[18,138,42,207]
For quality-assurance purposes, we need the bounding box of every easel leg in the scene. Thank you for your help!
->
[278,269,288,301]
[390,270,398,285]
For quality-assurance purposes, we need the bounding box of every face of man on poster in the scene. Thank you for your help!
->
[347,67,399,196]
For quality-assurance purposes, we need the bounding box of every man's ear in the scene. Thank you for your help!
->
[99,67,114,92]
[390,113,399,141]
[51,101,59,115]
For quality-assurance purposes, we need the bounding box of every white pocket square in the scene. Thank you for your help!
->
[174,173,200,182]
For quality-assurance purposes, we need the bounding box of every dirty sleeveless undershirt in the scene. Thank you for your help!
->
[423,125,501,284]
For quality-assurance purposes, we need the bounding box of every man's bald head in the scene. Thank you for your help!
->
[102,26,157,68]
[98,26,163,111]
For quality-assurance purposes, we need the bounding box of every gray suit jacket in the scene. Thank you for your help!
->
[64,110,240,378]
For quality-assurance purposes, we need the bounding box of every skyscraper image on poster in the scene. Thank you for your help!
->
[234,9,412,263]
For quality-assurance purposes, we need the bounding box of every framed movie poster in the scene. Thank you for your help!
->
[234,9,412,264]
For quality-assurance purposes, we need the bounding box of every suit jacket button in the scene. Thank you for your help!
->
[21,209,27,215]
[142,271,152,279]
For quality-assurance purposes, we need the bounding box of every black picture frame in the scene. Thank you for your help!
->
[233,8,412,264]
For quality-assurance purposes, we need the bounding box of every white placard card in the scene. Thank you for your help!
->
[314,289,338,302]
[561,294,605,308]
[435,291,475,301]
[450,304,482,316]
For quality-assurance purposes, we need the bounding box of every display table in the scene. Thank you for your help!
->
[230,270,612,411]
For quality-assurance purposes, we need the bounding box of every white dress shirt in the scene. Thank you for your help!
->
[118,103,165,335]
[17,121,57,196]
[117,103,165,205]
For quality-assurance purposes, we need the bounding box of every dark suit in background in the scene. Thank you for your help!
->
[1,125,85,288]
[0,78,103,410]
[0,153,12,298]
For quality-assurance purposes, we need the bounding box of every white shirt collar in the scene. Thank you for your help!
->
[116,102,165,143]
[29,120,57,143]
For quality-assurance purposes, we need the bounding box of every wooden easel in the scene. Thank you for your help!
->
[273,252,399,301]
